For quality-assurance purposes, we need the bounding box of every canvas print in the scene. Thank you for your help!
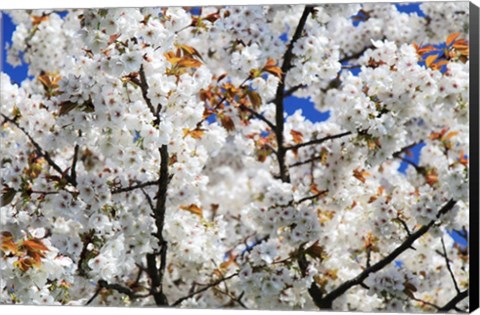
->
[0,1,478,312]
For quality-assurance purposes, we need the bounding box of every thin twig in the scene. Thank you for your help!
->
[86,279,149,305]
[296,190,328,204]
[111,180,159,194]
[308,199,457,309]
[438,290,468,312]
[273,5,314,183]
[238,104,276,130]
[286,131,352,151]
[1,113,75,185]
[70,144,79,185]
[441,237,461,294]
[172,273,239,306]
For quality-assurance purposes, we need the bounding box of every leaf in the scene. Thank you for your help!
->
[432,60,449,69]
[1,188,17,207]
[177,44,203,60]
[108,34,120,45]
[353,168,370,183]
[180,204,203,217]
[189,129,205,140]
[417,45,436,56]
[247,90,262,109]
[0,232,18,254]
[164,51,181,65]
[290,130,304,144]
[446,32,461,46]
[442,130,459,141]
[38,72,61,91]
[220,115,235,132]
[403,288,415,299]
[216,73,227,83]
[263,65,282,79]
[14,257,37,272]
[262,58,282,78]
[177,57,202,68]
[59,102,78,116]
[183,128,205,140]
[31,15,49,26]
[310,183,322,195]
[424,168,438,186]
[458,150,468,166]
[404,282,417,293]
[22,239,49,253]
[453,41,469,53]
[425,54,439,68]
[306,241,326,261]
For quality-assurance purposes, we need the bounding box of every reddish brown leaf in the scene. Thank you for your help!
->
[446,32,461,46]
[425,54,439,68]
[180,204,203,217]
[290,130,304,144]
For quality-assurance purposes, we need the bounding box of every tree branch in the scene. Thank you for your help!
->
[70,144,79,186]
[137,65,159,125]
[309,199,457,309]
[111,180,160,194]
[339,45,375,64]
[296,190,328,204]
[171,273,239,307]
[274,5,314,183]
[438,290,468,312]
[441,237,461,294]
[145,144,170,306]
[86,279,149,305]
[286,131,352,151]
[238,104,276,130]
[1,113,75,186]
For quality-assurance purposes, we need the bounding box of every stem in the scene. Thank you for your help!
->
[111,180,160,194]
[274,5,314,183]
[311,199,457,309]
[441,237,461,294]
[438,290,468,312]
[172,273,239,306]
[286,131,352,151]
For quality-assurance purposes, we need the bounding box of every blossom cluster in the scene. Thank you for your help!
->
[0,3,470,312]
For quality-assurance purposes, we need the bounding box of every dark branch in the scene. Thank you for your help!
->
[289,153,325,168]
[145,144,170,306]
[239,104,276,130]
[297,249,325,309]
[284,84,306,98]
[86,279,149,305]
[273,5,314,183]
[396,216,412,236]
[441,237,461,294]
[141,188,155,211]
[111,180,159,194]
[410,296,440,310]
[286,131,352,151]
[309,199,457,309]
[1,113,75,186]
[339,45,375,64]
[172,273,239,306]
[296,190,328,204]
[136,65,159,125]
[438,290,468,312]
[70,144,79,186]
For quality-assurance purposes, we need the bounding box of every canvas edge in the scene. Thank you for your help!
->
[469,1,480,314]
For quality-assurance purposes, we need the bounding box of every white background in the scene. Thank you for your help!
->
[0,0,479,315]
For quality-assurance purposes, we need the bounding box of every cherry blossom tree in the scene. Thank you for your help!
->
[0,2,471,312]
